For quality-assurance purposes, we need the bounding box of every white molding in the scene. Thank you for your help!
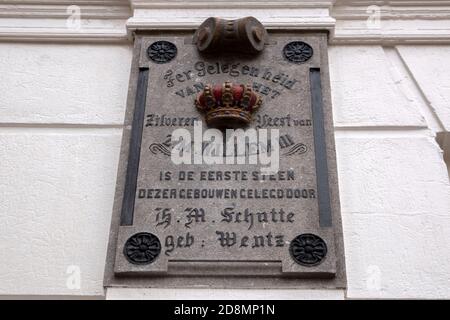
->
[130,0,336,9]
[127,0,450,44]
[0,2,130,19]
[333,6,450,20]
[1,1,450,43]
[0,0,131,42]
[126,1,336,37]
[331,1,450,43]
[127,7,336,33]
[126,19,337,31]
[0,29,129,43]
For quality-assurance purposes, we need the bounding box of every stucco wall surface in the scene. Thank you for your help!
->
[0,41,449,299]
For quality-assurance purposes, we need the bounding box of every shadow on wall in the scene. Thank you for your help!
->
[436,132,450,181]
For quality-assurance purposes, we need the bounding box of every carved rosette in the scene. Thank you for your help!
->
[289,234,327,266]
[147,41,177,64]
[123,232,161,265]
[283,41,314,63]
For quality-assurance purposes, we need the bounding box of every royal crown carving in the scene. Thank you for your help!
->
[195,82,262,128]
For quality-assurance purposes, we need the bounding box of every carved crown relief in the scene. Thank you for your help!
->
[193,17,267,129]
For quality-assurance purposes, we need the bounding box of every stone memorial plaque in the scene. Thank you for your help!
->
[105,19,346,289]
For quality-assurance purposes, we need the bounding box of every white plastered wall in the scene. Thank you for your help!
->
[0,43,132,298]
[0,0,450,299]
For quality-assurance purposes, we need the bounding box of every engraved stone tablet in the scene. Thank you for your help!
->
[105,25,346,289]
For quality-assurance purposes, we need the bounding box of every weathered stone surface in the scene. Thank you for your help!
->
[105,31,346,288]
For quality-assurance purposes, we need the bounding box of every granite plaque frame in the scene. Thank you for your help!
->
[104,29,346,289]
